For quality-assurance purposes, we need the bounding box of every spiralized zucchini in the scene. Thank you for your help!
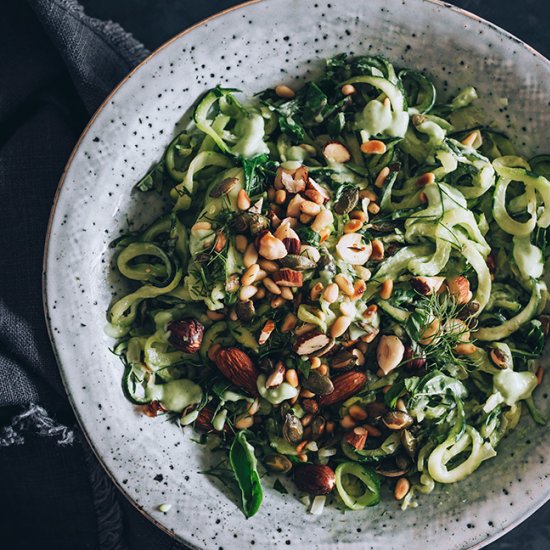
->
[106,53,549,518]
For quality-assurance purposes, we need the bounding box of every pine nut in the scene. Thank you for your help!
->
[318,364,328,376]
[263,277,282,295]
[461,130,480,148]
[371,239,384,261]
[379,279,394,300]
[394,478,410,501]
[191,221,212,232]
[275,189,287,204]
[240,285,258,301]
[323,283,339,303]
[310,282,324,301]
[359,189,378,201]
[301,413,314,427]
[300,389,316,399]
[311,209,334,233]
[243,243,258,268]
[348,404,367,421]
[271,296,286,308]
[207,342,222,361]
[375,166,390,188]
[360,140,387,155]
[299,143,317,155]
[353,279,367,300]
[330,315,352,338]
[206,310,225,321]
[341,83,356,96]
[285,368,299,387]
[247,399,260,416]
[280,287,294,300]
[237,189,251,210]
[367,202,381,215]
[255,269,267,281]
[335,274,354,297]
[281,312,298,333]
[241,264,260,286]
[363,423,382,437]
[340,415,356,429]
[214,232,227,252]
[311,357,321,369]
[301,200,321,216]
[295,323,316,335]
[344,219,363,233]
[350,210,368,222]
[235,234,248,253]
[259,259,279,273]
[229,309,238,321]
[354,266,372,281]
[235,416,254,430]
[297,453,308,462]
[275,84,295,98]
[396,398,408,413]
[416,172,435,187]
[454,343,477,355]
[253,287,266,300]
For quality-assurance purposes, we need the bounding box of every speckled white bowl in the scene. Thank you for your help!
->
[44,1,550,548]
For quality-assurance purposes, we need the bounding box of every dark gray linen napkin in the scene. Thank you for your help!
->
[0,1,182,549]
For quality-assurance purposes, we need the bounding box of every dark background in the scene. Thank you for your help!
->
[3,0,548,549]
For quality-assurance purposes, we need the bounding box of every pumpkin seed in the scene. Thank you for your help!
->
[301,371,334,396]
[333,187,359,215]
[236,300,255,322]
[280,254,317,271]
[317,247,337,275]
[209,177,239,198]
[264,453,293,474]
[400,429,417,459]
[311,416,326,439]
[330,350,357,370]
[382,410,414,431]
[249,214,270,235]
[283,413,303,444]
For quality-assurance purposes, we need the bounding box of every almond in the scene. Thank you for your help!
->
[215,347,260,396]
[323,141,351,163]
[194,405,217,432]
[258,319,276,345]
[294,330,331,355]
[411,276,445,295]
[286,194,306,217]
[282,237,301,254]
[257,231,288,260]
[275,165,308,194]
[344,426,369,450]
[377,335,405,375]
[446,275,473,304]
[265,360,286,388]
[317,371,368,406]
[273,268,303,287]
[304,179,330,205]
[294,464,335,495]
[168,319,204,354]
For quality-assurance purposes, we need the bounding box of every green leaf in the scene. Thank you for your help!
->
[242,154,270,196]
[136,160,165,192]
[295,226,321,246]
[229,431,263,518]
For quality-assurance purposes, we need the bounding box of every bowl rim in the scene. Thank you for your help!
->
[42,1,550,548]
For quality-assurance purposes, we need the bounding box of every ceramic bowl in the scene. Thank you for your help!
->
[44,0,550,548]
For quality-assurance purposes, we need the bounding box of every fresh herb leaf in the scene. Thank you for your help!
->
[242,154,271,196]
[136,161,165,192]
[229,431,263,518]
[295,226,321,246]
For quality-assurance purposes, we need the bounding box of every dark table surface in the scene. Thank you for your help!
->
[72,0,550,548]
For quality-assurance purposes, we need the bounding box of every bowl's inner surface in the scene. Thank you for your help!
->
[45,1,550,548]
